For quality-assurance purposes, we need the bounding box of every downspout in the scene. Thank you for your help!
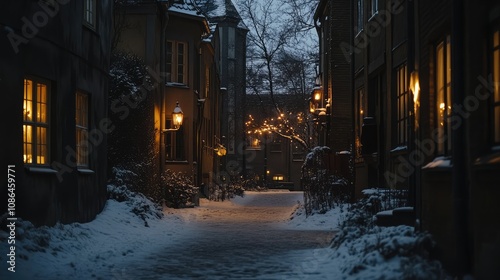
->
[451,0,471,275]
[159,2,169,180]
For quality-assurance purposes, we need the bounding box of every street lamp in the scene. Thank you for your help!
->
[163,101,184,132]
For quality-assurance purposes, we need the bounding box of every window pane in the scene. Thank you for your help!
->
[24,79,33,121]
[37,127,47,164]
[166,41,173,82]
[494,46,499,103]
[37,83,47,123]
[495,106,500,143]
[437,42,445,154]
[23,125,33,163]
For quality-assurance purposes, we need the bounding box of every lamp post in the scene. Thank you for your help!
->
[163,101,184,132]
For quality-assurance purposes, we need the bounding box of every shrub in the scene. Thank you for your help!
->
[162,169,198,208]
[302,146,350,216]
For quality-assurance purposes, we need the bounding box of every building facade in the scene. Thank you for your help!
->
[1,0,113,225]
[198,0,248,181]
[314,0,500,277]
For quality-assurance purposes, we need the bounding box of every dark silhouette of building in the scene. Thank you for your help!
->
[1,0,113,225]
[314,0,500,277]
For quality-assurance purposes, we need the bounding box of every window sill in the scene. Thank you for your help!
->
[166,160,189,164]
[77,168,95,175]
[473,150,500,168]
[368,11,379,23]
[390,145,408,156]
[25,166,58,174]
[422,156,452,170]
[166,82,189,89]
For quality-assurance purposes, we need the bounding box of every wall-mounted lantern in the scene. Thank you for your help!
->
[163,101,183,132]
[203,135,227,157]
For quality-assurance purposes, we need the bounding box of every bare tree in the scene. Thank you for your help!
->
[239,0,319,151]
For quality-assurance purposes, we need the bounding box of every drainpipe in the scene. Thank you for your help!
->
[159,2,169,181]
[451,0,471,275]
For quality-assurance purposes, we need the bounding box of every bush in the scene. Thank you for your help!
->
[162,169,198,208]
[302,146,350,216]
[108,51,161,201]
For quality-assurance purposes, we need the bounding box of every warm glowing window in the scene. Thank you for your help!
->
[76,91,89,167]
[435,36,452,155]
[493,30,500,144]
[23,78,49,165]
[166,41,188,85]
[355,88,366,158]
[83,0,96,28]
[396,63,409,146]
[165,119,185,161]
[272,175,284,181]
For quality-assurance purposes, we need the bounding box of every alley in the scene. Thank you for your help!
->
[123,192,335,280]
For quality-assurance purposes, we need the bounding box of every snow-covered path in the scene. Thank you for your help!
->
[123,192,334,279]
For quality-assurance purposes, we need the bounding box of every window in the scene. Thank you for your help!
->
[76,91,89,167]
[292,143,305,161]
[166,41,188,85]
[248,136,261,149]
[396,63,409,146]
[270,139,282,152]
[493,30,500,144]
[23,78,50,165]
[435,35,452,155]
[368,0,378,18]
[355,88,366,158]
[165,119,185,161]
[83,0,96,28]
[356,0,364,33]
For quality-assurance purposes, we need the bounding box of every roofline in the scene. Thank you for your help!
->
[313,0,328,21]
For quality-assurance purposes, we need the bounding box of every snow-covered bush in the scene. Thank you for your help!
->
[108,52,162,201]
[107,167,163,226]
[302,146,350,216]
[162,169,198,208]
[329,196,446,278]
[208,179,245,201]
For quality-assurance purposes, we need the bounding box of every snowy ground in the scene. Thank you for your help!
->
[1,190,444,279]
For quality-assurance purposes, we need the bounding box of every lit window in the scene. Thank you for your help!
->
[435,35,452,155]
[76,91,89,167]
[83,0,96,28]
[355,88,366,158]
[23,78,49,165]
[272,175,284,181]
[396,63,409,146]
[493,30,500,144]
[165,119,185,161]
[166,41,188,85]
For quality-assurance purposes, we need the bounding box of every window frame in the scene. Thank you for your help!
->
[166,41,189,85]
[23,77,51,166]
[434,35,452,156]
[355,0,365,34]
[395,63,409,147]
[165,119,186,162]
[76,91,90,167]
[368,0,378,19]
[83,0,97,29]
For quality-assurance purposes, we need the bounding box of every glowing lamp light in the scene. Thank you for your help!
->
[312,86,322,101]
[172,101,184,128]
[215,146,227,157]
